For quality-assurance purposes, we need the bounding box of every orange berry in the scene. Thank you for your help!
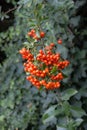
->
[57,39,62,44]
[40,31,45,38]
[27,32,32,37]
[33,34,37,39]
[50,43,55,47]
[45,46,50,50]
[31,29,35,33]
[45,68,49,73]
[40,80,46,86]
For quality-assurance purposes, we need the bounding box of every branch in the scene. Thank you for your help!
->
[67,25,75,36]
[4,6,18,15]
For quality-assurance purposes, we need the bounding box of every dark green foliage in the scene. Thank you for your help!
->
[0,0,87,130]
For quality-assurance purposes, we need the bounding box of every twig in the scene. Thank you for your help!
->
[4,6,18,15]
[67,25,75,36]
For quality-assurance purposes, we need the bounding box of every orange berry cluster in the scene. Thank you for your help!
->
[36,49,60,66]
[19,48,34,61]
[51,73,64,80]
[36,44,69,68]
[57,60,70,69]
[27,29,45,40]
[19,30,70,90]
[26,76,60,89]
[24,61,49,78]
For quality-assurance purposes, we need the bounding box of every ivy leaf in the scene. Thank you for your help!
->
[61,88,78,101]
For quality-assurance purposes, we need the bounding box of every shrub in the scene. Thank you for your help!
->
[0,0,87,130]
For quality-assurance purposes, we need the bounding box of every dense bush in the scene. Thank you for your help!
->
[0,0,87,130]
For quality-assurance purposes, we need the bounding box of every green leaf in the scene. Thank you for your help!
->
[62,101,71,116]
[67,119,75,130]
[74,118,83,127]
[0,115,5,122]
[42,105,57,124]
[23,42,29,45]
[75,50,86,60]
[50,66,57,74]
[57,125,67,130]
[57,45,68,59]
[70,106,86,118]
[62,88,78,101]
[42,105,63,124]
[70,16,80,27]
[42,63,46,70]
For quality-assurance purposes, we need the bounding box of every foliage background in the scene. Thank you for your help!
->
[0,0,87,130]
